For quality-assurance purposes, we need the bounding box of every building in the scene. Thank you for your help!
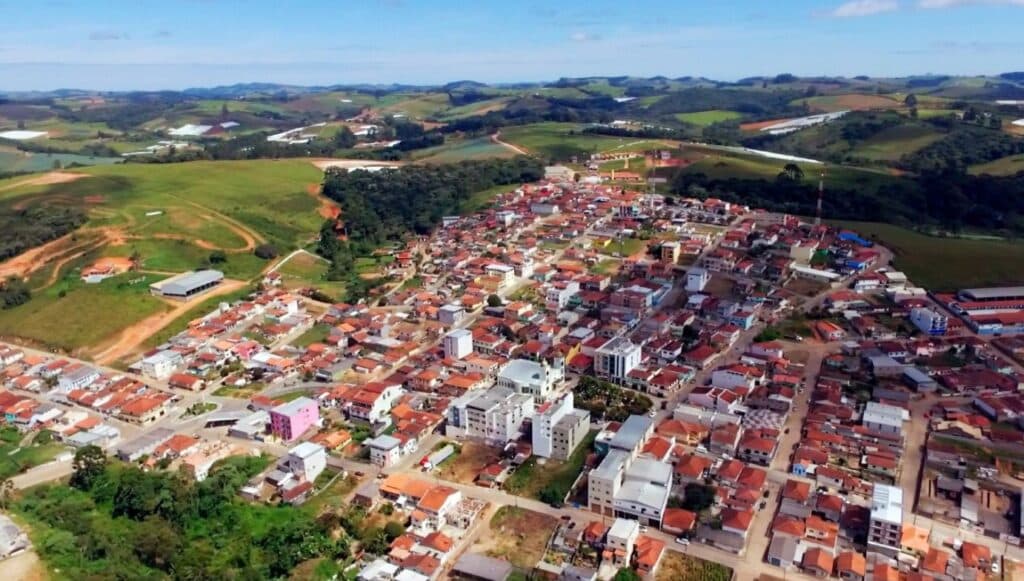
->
[862,401,906,436]
[552,409,591,461]
[367,434,402,467]
[57,366,100,392]
[139,350,183,379]
[149,269,224,300]
[589,415,664,522]
[868,484,903,556]
[533,392,572,459]
[443,329,474,360]
[438,304,466,326]
[287,442,327,482]
[910,307,948,336]
[269,397,320,442]
[606,518,640,567]
[497,358,564,402]
[447,386,534,444]
[686,268,710,293]
[594,337,642,384]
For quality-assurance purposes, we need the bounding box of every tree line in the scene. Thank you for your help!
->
[0,206,87,262]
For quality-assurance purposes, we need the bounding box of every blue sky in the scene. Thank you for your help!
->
[0,0,1022,90]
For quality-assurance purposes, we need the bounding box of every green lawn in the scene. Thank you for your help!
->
[829,220,1024,290]
[0,272,171,353]
[674,110,742,127]
[412,136,518,164]
[293,324,333,348]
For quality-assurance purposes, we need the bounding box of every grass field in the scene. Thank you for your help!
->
[674,110,743,126]
[798,93,904,112]
[969,154,1024,176]
[412,136,517,164]
[0,160,324,281]
[504,431,596,500]
[0,148,121,173]
[0,428,68,480]
[851,124,945,162]
[500,122,675,160]
[829,220,1024,290]
[0,271,170,353]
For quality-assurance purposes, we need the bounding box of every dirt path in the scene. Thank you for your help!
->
[491,132,528,156]
[0,550,45,581]
[305,183,341,219]
[32,237,108,290]
[0,234,79,280]
[0,171,87,194]
[91,278,248,365]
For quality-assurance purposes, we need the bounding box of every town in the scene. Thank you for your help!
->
[1,161,1023,581]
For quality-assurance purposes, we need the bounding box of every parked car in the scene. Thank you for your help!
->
[675,537,690,546]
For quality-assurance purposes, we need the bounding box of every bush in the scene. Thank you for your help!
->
[254,244,279,260]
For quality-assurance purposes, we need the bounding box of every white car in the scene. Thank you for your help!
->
[992,561,1000,575]
[675,537,690,546]
[639,525,648,533]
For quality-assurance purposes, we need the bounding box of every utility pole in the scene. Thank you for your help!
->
[814,172,825,226]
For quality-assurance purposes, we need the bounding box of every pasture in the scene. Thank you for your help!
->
[850,124,945,162]
[0,160,325,281]
[829,220,1024,290]
[500,122,675,160]
[969,154,1024,176]
[799,93,904,112]
[674,110,743,126]
[412,136,517,164]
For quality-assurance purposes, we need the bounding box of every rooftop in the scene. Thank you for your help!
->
[871,483,903,524]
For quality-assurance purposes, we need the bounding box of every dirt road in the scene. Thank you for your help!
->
[310,158,404,171]
[0,171,87,194]
[491,132,528,156]
[91,278,248,365]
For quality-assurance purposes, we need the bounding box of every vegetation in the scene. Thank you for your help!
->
[17,448,349,580]
[656,551,733,581]
[0,427,67,480]
[504,431,597,503]
[573,376,653,422]
[0,206,86,262]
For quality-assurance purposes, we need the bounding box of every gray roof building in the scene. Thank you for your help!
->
[452,553,515,581]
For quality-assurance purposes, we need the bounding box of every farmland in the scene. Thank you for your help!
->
[674,110,743,126]
[412,135,518,164]
[850,124,946,162]
[970,153,1024,176]
[798,93,904,112]
[500,122,675,160]
[829,220,1024,290]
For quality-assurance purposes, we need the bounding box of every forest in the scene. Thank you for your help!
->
[0,206,87,262]
[672,168,1024,234]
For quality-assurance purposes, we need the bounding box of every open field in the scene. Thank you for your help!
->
[481,507,559,570]
[799,93,904,112]
[412,136,518,164]
[504,431,596,501]
[0,428,68,480]
[656,550,733,581]
[500,122,675,159]
[674,110,743,126]
[0,160,324,282]
[850,124,946,162]
[969,154,1024,176]
[435,441,500,485]
[829,220,1024,290]
[0,147,121,173]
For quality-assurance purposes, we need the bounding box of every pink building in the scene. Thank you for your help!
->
[269,397,320,441]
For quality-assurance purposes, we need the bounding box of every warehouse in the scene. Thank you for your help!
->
[150,270,224,300]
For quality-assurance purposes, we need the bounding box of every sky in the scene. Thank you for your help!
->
[1,0,1023,91]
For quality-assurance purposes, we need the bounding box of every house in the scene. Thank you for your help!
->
[367,434,403,467]
[661,508,697,536]
[413,485,462,531]
[802,548,835,578]
[633,535,665,576]
[287,442,327,483]
[269,397,320,441]
[836,551,866,581]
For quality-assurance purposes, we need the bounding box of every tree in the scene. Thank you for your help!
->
[208,250,227,264]
[0,277,31,309]
[0,478,12,510]
[613,568,642,581]
[220,103,229,118]
[133,516,182,570]
[682,482,716,512]
[254,244,279,260]
[904,93,918,108]
[70,445,108,491]
[487,294,503,308]
[333,127,357,149]
[779,163,804,182]
[383,521,405,541]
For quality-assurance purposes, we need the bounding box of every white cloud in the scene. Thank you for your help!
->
[832,0,900,16]
[919,0,1024,6]
[569,31,601,42]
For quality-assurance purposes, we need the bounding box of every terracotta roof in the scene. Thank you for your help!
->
[782,479,811,503]
[418,485,458,512]
[802,548,834,573]
[836,551,866,576]
[961,541,991,568]
[662,508,696,532]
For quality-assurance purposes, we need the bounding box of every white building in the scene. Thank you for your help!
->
[910,307,948,336]
[606,518,640,566]
[594,337,642,384]
[862,401,907,436]
[57,366,101,392]
[443,329,474,360]
[447,386,534,444]
[367,434,403,467]
[868,484,903,557]
[588,415,664,523]
[438,304,466,326]
[497,358,564,402]
[139,350,183,380]
[532,392,589,460]
[686,267,710,293]
[485,264,516,288]
[546,281,580,311]
[613,457,673,526]
[287,441,327,483]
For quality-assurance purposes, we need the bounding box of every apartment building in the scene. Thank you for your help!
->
[868,484,903,557]
[594,337,642,385]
